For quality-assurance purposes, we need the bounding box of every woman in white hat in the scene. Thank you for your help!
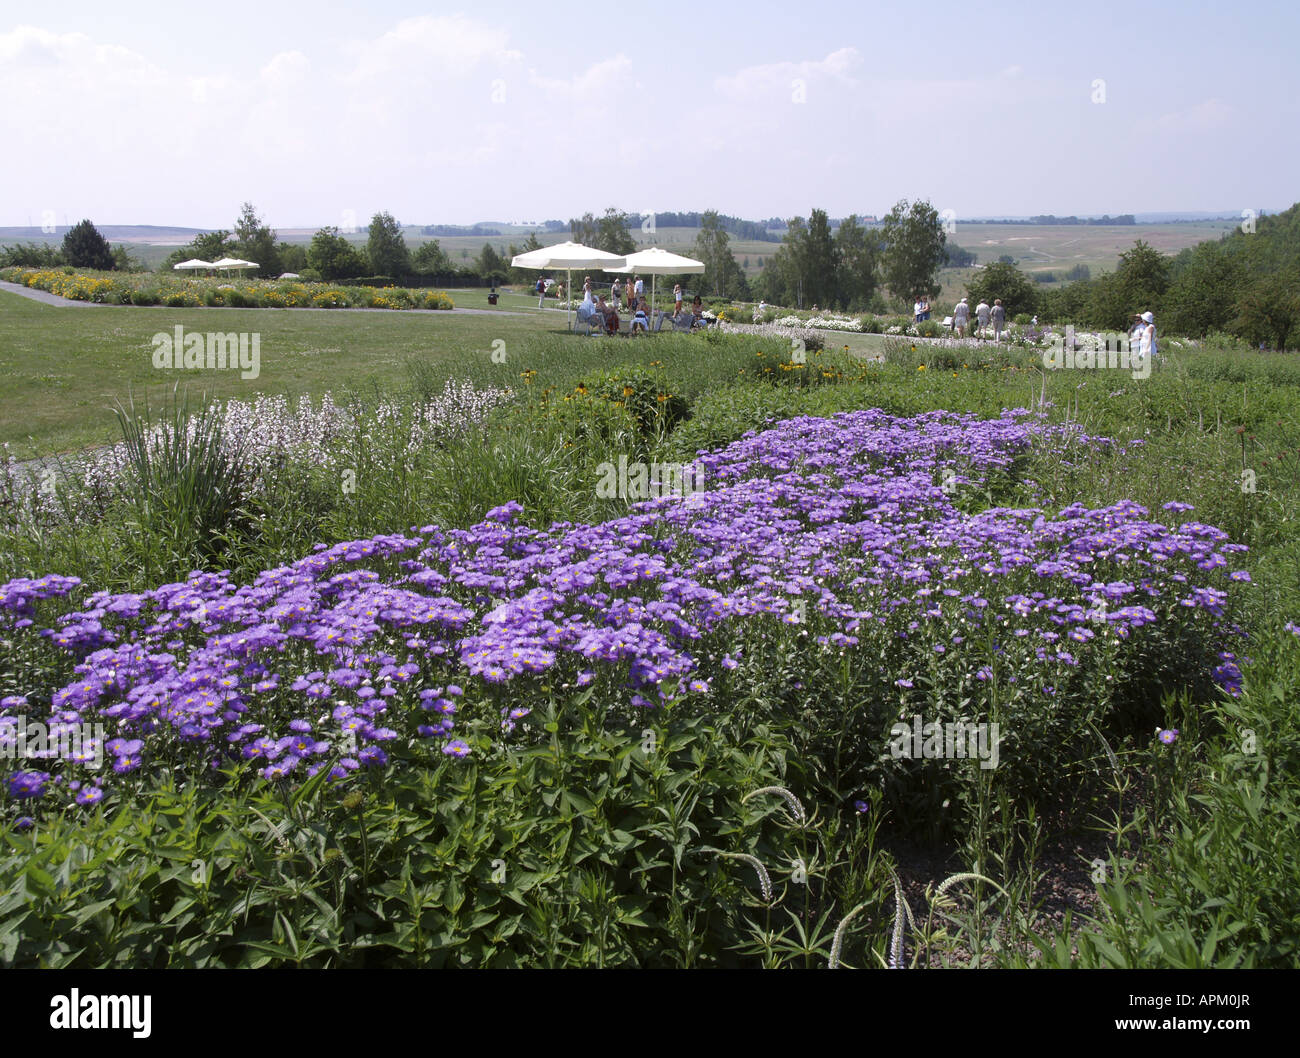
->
[1138,311,1157,363]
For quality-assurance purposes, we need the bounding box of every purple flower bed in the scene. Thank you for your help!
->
[0,409,1249,813]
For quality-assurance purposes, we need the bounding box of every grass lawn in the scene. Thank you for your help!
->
[1,286,899,458]
[0,290,560,458]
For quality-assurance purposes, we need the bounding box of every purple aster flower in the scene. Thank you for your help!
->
[358,745,388,766]
[8,770,51,799]
[76,786,105,806]
[442,739,470,758]
[854,799,869,813]
[1158,728,1179,745]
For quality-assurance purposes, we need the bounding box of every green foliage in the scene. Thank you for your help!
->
[367,211,412,277]
[0,242,63,268]
[965,260,1038,319]
[597,208,636,256]
[565,364,689,438]
[476,242,507,283]
[307,227,368,280]
[110,387,253,582]
[694,210,749,299]
[880,199,947,304]
[0,701,817,967]
[412,239,451,276]
[60,220,114,271]
[833,217,882,311]
[797,208,838,309]
[1234,268,1300,350]
[277,243,307,275]
[233,202,281,279]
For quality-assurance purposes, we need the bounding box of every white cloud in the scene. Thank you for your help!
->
[714,47,862,103]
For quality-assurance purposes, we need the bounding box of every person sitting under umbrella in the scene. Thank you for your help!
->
[597,294,620,334]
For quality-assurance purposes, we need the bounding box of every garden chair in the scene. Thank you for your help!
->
[574,305,608,336]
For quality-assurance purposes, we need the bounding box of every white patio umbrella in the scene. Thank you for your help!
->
[509,241,627,329]
[607,246,705,321]
[173,258,214,274]
[212,257,258,276]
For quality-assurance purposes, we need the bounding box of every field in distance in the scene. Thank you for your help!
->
[2,221,1243,278]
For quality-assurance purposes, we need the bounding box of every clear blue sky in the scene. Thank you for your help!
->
[1,0,1294,229]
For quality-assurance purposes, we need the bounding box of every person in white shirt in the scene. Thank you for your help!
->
[1138,310,1157,361]
[914,299,923,323]
[975,299,991,338]
[1129,313,1145,350]
[953,297,970,337]
[634,276,644,298]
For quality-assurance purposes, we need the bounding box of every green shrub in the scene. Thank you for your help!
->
[568,364,689,438]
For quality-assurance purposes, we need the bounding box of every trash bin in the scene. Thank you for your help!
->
[488,293,498,305]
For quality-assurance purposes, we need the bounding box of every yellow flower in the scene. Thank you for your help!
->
[917,364,926,371]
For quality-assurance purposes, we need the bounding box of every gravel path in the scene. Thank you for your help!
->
[0,279,104,307]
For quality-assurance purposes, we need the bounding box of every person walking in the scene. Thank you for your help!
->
[673,283,683,315]
[990,299,1006,342]
[1129,313,1145,350]
[953,297,970,337]
[975,298,991,339]
[1138,310,1157,364]
[920,296,931,322]
[914,299,923,324]
[536,275,547,308]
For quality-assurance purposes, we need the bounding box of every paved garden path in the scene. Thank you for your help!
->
[0,279,103,306]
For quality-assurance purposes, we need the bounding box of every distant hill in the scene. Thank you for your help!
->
[0,225,210,242]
